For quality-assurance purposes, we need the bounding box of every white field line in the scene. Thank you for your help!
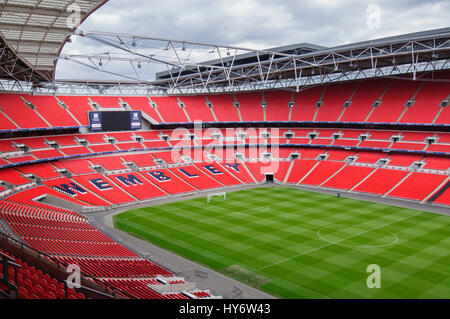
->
[256,211,422,271]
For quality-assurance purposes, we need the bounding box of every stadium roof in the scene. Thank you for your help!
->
[155,42,327,81]
[45,27,450,95]
[0,0,108,83]
[152,27,450,93]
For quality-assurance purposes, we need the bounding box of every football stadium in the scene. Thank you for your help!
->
[0,0,449,303]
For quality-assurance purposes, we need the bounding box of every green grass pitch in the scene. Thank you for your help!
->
[114,187,450,299]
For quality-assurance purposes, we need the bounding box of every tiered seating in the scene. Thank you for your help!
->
[235,92,264,121]
[24,238,137,258]
[207,94,240,122]
[315,82,355,122]
[46,135,79,147]
[121,96,162,123]
[53,159,94,175]
[5,185,89,208]
[0,112,18,131]
[170,165,223,190]
[59,145,92,156]
[300,161,346,186]
[141,140,169,149]
[105,132,134,142]
[57,96,93,126]
[434,103,450,124]
[71,173,136,204]
[107,172,167,201]
[244,161,274,182]
[322,166,375,190]
[340,79,390,122]
[354,152,386,164]
[221,161,256,183]
[0,248,85,299]
[0,191,188,299]
[353,169,410,195]
[426,143,450,153]
[0,140,17,153]
[273,161,293,183]
[121,153,157,167]
[1,73,450,299]
[433,183,450,205]
[16,163,60,180]
[399,81,449,124]
[310,137,333,146]
[367,80,420,123]
[44,177,111,206]
[140,169,197,194]
[191,291,211,298]
[151,97,188,123]
[0,168,31,186]
[0,94,49,129]
[4,155,36,165]
[88,144,118,153]
[99,278,187,299]
[390,141,426,151]
[387,154,423,167]
[13,137,48,149]
[423,157,450,170]
[116,142,144,151]
[291,86,323,121]
[387,172,447,201]
[151,151,184,164]
[24,95,78,127]
[359,140,391,149]
[401,131,434,142]
[8,222,114,243]
[76,133,107,145]
[180,96,215,122]
[30,149,64,160]
[285,159,318,184]
[264,90,291,121]
[89,96,121,108]
[89,156,128,171]
[194,163,242,186]
[324,150,354,161]
[54,257,172,278]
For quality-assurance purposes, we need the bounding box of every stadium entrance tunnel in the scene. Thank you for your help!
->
[265,174,274,183]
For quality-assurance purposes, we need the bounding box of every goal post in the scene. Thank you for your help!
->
[206,192,226,204]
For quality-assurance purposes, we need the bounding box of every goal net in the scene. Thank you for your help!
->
[206,192,226,204]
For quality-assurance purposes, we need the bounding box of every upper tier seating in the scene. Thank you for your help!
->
[264,90,291,122]
[315,82,356,122]
[339,79,391,122]
[235,92,264,122]
[151,96,188,123]
[1,73,449,132]
[55,96,93,126]
[180,96,215,122]
[366,79,421,123]
[206,94,240,122]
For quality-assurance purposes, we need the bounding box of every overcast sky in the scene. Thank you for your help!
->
[56,0,450,80]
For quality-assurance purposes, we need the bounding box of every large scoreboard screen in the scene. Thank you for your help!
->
[89,111,142,131]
